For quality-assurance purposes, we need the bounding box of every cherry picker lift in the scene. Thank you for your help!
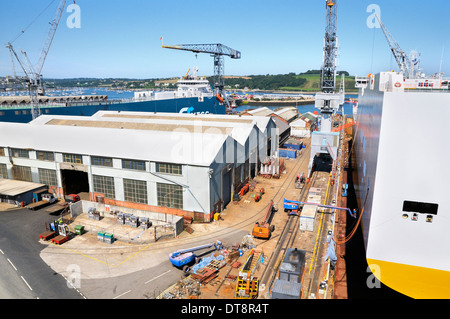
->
[169,240,223,272]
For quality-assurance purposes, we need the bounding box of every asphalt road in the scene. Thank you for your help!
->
[0,207,84,299]
[0,205,250,299]
[79,228,249,299]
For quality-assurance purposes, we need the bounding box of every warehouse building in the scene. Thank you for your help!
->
[0,111,278,219]
[0,178,47,206]
[242,107,291,146]
[290,112,318,138]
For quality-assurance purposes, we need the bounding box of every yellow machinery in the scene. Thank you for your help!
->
[235,249,263,299]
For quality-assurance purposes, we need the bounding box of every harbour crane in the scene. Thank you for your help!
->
[375,14,419,79]
[308,0,345,177]
[6,0,67,120]
[320,0,339,94]
[162,43,241,109]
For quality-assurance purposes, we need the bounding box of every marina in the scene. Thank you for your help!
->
[0,0,449,303]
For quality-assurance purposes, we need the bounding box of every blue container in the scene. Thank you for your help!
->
[283,143,301,150]
[279,148,297,159]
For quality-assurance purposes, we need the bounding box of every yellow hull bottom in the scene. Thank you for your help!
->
[367,259,450,299]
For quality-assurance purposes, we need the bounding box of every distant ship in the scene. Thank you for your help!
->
[0,67,226,123]
[353,71,450,299]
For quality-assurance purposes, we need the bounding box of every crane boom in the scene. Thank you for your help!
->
[171,241,222,257]
[283,199,357,218]
[375,15,411,78]
[5,0,67,120]
[162,43,241,59]
[6,44,30,79]
[36,0,67,75]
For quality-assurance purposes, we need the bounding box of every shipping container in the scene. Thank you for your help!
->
[300,205,316,231]
[279,148,297,159]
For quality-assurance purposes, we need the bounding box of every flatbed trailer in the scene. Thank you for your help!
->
[51,235,70,245]
[27,194,57,211]
[27,200,52,211]
[39,230,55,241]
[45,201,67,214]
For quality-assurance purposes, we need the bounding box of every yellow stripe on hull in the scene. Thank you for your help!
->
[367,259,450,299]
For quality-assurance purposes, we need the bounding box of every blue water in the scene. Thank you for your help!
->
[1,87,357,117]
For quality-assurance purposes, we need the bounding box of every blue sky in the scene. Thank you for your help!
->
[0,0,449,79]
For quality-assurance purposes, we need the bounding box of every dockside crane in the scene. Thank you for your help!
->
[162,43,241,109]
[320,0,339,95]
[6,0,67,120]
[308,0,345,178]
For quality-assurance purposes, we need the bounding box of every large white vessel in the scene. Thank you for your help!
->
[134,67,214,102]
[353,71,450,298]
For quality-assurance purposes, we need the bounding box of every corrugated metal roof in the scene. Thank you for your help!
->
[244,107,274,117]
[274,107,299,123]
[31,113,267,147]
[0,179,45,196]
[0,121,231,166]
[302,112,318,122]
[3,112,276,166]
[92,111,271,132]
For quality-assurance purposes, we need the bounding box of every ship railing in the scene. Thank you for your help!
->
[0,102,69,110]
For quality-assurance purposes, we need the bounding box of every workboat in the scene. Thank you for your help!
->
[0,67,226,123]
[353,71,450,298]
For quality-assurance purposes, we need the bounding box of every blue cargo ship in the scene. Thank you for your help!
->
[0,67,226,123]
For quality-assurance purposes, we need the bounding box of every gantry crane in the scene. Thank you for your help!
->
[6,0,67,120]
[162,43,241,109]
[375,15,419,79]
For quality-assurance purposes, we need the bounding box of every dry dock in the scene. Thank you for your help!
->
[158,117,351,299]
[14,115,352,300]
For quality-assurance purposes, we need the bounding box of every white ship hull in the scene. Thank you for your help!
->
[354,72,450,298]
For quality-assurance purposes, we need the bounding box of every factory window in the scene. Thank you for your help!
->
[36,151,55,162]
[63,153,83,164]
[91,156,113,167]
[12,165,32,182]
[93,175,115,199]
[122,159,146,171]
[155,163,182,175]
[157,183,183,210]
[10,148,29,159]
[0,147,4,157]
[123,179,147,204]
[0,164,8,179]
[38,168,58,187]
